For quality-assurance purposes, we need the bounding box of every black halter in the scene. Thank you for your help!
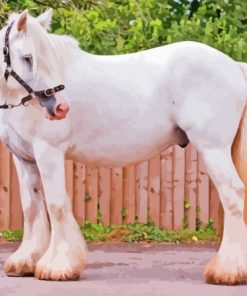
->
[1,21,65,116]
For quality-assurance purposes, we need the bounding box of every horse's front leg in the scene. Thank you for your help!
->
[4,156,50,276]
[33,141,87,281]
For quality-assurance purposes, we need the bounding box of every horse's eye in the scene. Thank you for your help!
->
[23,54,33,66]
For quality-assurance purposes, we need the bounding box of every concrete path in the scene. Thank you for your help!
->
[0,242,246,296]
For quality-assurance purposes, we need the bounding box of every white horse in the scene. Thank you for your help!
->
[1,9,247,284]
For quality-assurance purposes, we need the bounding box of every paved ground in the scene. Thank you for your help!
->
[0,242,247,296]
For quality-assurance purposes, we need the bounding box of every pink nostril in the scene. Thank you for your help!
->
[55,103,70,117]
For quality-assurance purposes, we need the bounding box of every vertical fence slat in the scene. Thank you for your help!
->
[86,167,98,223]
[136,161,148,224]
[65,160,74,203]
[198,153,210,226]
[111,167,123,225]
[10,155,23,230]
[210,180,220,230]
[73,162,86,225]
[99,167,111,226]
[173,146,185,230]
[185,144,197,230]
[160,147,173,229]
[148,155,160,226]
[0,143,11,230]
[123,166,136,224]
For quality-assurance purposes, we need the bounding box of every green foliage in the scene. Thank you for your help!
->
[0,221,218,243]
[205,217,215,231]
[84,193,91,201]
[196,217,202,231]
[166,227,217,242]
[80,221,218,243]
[97,210,102,223]
[121,207,127,220]
[1,0,247,61]
[122,223,171,242]
[183,214,188,229]
[0,229,23,241]
[184,200,190,209]
[81,220,110,241]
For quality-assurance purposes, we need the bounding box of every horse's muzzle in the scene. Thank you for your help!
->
[43,92,70,120]
[45,102,70,120]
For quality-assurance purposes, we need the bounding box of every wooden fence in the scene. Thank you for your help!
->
[0,142,223,231]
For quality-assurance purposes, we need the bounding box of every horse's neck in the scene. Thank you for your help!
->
[63,50,97,91]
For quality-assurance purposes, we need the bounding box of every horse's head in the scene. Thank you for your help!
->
[0,9,69,120]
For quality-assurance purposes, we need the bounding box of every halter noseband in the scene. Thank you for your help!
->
[1,21,65,116]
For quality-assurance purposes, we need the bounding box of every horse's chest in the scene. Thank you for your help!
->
[1,125,35,163]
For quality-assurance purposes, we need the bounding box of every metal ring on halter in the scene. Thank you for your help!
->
[7,104,14,109]
[44,88,55,97]
[23,100,30,106]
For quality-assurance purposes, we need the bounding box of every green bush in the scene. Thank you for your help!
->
[1,0,247,60]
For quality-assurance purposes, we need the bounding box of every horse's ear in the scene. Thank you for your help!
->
[37,8,53,30]
[17,10,28,32]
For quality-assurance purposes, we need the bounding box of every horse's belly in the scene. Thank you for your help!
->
[66,124,174,166]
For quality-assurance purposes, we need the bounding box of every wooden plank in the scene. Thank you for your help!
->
[218,201,224,241]
[136,161,148,224]
[173,145,185,230]
[99,167,111,226]
[0,143,11,230]
[160,147,173,230]
[73,162,86,225]
[209,179,220,231]
[123,166,136,224]
[197,153,210,227]
[85,167,98,223]
[65,160,74,203]
[111,167,123,225]
[185,144,197,230]
[148,155,160,226]
[10,155,23,230]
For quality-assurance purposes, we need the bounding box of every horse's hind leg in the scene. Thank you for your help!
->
[190,145,247,284]
[4,156,50,276]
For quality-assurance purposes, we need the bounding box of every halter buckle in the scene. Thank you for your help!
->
[3,46,8,56]
[44,88,55,97]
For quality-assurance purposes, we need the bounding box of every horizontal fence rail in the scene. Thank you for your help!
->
[0,142,222,231]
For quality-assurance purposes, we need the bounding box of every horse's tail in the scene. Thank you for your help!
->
[232,62,247,224]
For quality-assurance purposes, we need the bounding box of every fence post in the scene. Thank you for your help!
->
[0,143,11,230]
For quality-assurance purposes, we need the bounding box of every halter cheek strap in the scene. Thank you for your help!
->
[1,21,65,116]
[3,21,13,81]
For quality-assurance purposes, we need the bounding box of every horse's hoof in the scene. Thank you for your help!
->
[204,256,247,285]
[35,264,81,281]
[4,260,35,276]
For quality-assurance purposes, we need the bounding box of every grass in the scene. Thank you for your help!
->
[0,230,23,241]
[0,222,219,244]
